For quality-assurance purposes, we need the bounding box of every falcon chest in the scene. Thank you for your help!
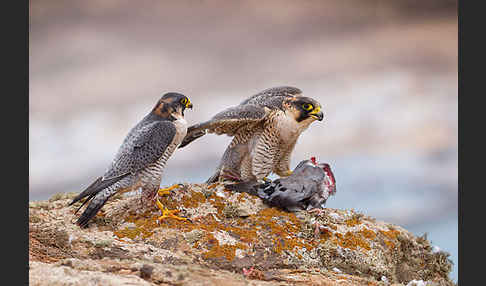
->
[142,118,188,184]
[275,111,309,145]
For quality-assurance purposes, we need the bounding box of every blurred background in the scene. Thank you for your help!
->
[29,0,457,281]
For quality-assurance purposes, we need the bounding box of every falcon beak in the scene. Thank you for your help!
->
[309,107,323,121]
[185,98,193,109]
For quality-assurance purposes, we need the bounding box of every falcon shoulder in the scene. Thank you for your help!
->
[110,120,178,176]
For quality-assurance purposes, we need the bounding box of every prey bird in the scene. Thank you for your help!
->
[179,86,324,184]
[69,92,193,228]
[226,157,336,212]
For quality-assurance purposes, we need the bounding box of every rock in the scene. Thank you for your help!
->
[29,182,455,286]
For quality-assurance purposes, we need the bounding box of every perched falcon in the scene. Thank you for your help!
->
[179,86,323,184]
[69,92,193,228]
[227,157,337,212]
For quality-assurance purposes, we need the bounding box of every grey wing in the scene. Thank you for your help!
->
[70,121,177,207]
[105,120,177,177]
[179,104,267,148]
[240,86,303,108]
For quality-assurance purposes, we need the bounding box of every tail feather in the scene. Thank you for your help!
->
[76,192,113,228]
[69,173,130,206]
[69,173,130,228]
[74,192,97,215]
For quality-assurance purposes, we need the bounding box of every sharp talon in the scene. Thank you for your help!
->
[158,184,181,196]
[156,199,189,222]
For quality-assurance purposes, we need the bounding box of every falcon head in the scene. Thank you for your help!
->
[287,96,324,123]
[152,92,193,120]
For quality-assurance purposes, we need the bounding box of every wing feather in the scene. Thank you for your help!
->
[106,120,177,177]
[69,120,177,206]
[179,104,267,148]
[179,86,302,149]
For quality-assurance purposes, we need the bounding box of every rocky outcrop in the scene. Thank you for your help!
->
[29,183,454,286]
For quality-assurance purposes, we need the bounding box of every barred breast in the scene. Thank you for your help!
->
[139,118,188,189]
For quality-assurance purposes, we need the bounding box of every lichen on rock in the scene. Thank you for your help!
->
[29,182,455,286]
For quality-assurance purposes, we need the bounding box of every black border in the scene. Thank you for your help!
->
[8,0,29,283]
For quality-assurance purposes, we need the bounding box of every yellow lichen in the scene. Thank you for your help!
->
[113,212,159,239]
[359,228,377,240]
[333,231,371,251]
[380,229,400,240]
[180,192,206,208]
[383,239,396,249]
[345,217,361,227]
[199,232,248,261]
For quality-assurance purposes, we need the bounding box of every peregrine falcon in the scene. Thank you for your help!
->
[179,86,323,184]
[69,92,193,228]
[227,157,336,212]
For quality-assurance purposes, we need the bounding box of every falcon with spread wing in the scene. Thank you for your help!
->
[179,86,323,184]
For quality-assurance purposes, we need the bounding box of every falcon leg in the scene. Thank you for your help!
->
[158,183,183,196]
[221,173,242,182]
[156,199,189,222]
[155,184,189,222]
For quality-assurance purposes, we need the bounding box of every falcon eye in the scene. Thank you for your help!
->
[180,98,188,105]
[302,103,313,111]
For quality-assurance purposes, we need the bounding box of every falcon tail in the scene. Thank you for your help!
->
[69,173,129,207]
[69,173,130,228]
[75,192,112,228]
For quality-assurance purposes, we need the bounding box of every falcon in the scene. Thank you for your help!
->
[227,157,337,212]
[179,86,324,184]
[69,92,193,228]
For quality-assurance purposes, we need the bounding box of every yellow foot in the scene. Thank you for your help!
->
[283,170,293,177]
[158,183,183,196]
[155,199,188,222]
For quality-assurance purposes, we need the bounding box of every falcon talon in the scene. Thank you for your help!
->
[155,199,189,222]
[158,183,182,196]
